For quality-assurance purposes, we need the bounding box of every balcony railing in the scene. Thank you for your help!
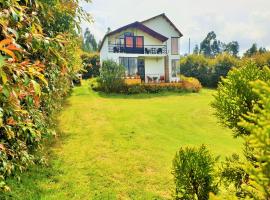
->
[108,44,167,55]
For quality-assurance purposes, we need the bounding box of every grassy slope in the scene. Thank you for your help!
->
[5,81,242,200]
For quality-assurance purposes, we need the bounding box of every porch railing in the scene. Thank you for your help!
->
[108,44,167,55]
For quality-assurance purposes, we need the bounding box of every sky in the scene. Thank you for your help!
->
[80,0,270,55]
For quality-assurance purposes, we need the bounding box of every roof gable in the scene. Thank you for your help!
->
[107,21,168,42]
[99,21,168,51]
[141,13,183,37]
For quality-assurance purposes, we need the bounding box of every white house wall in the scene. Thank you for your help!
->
[100,37,109,65]
[142,16,181,81]
[144,57,164,77]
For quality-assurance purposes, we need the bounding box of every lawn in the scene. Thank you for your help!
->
[5,81,242,200]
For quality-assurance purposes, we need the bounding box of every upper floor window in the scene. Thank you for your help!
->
[136,37,143,48]
[125,36,134,48]
[125,36,144,49]
[171,37,179,55]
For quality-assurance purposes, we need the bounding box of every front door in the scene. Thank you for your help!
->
[137,59,145,81]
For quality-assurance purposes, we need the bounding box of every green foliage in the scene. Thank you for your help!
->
[244,43,268,58]
[180,54,212,87]
[180,53,239,87]
[239,80,270,199]
[199,31,239,57]
[200,31,221,57]
[212,62,270,137]
[172,145,217,200]
[211,53,239,87]
[219,154,249,197]
[81,52,100,79]
[98,60,125,93]
[224,41,239,57]
[0,0,90,192]
[93,77,202,94]
[245,51,270,68]
[83,28,98,52]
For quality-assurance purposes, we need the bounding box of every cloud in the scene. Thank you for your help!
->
[80,0,270,54]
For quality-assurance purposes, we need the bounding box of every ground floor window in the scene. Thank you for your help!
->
[171,59,179,78]
[119,57,137,76]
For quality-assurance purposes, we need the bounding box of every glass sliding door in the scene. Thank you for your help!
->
[119,57,138,76]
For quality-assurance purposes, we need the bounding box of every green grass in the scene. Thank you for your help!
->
[4,81,242,200]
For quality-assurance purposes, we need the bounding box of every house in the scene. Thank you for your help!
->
[99,13,183,83]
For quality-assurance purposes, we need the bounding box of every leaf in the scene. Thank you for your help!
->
[0,39,13,47]
[7,44,22,52]
[31,80,41,96]
[0,48,16,60]
[0,69,7,84]
[0,55,5,68]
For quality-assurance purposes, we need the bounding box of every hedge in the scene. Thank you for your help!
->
[92,79,202,94]
[0,0,90,191]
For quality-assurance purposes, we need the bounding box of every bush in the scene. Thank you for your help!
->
[245,51,270,68]
[98,60,126,93]
[238,80,270,199]
[180,54,213,87]
[211,54,239,87]
[212,61,270,137]
[81,52,100,79]
[93,76,202,94]
[0,0,89,191]
[180,53,239,88]
[172,145,217,200]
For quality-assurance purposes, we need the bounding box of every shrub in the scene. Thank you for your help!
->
[180,54,213,87]
[81,52,100,79]
[98,60,125,93]
[0,0,89,191]
[93,75,202,94]
[180,53,239,87]
[172,145,217,200]
[218,154,249,197]
[238,80,270,199]
[211,54,239,87]
[212,61,270,137]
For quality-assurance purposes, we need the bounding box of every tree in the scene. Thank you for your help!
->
[212,61,270,137]
[172,145,217,200]
[224,41,239,57]
[258,47,267,54]
[193,44,199,54]
[83,28,98,52]
[239,80,270,199]
[200,31,222,57]
[244,43,258,57]
[98,60,125,93]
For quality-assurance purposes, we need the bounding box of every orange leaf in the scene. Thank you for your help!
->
[0,48,16,60]
[7,44,22,52]
[0,39,13,48]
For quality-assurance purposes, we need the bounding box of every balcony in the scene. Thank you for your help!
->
[108,44,167,55]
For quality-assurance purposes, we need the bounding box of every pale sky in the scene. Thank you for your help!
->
[80,0,270,55]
